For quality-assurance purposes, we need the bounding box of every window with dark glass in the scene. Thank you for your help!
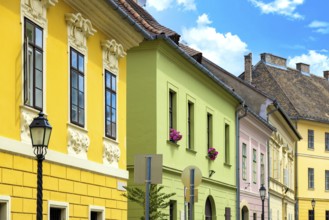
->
[253,149,257,184]
[308,168,314,189]
[70,48,85,127]
[326,210,329,220]
[24,18,43,110]
[308,129,314,149]
[105,70,117,139]
[207,113,213,150]
[242,143,247,180]
[225,123,230,164]
[326,170,329,190]
[325,133,329,151]
[187,102,194,149]
[225,207,231,220]
[50,208,62,220]
[169,90,176,130]
[169,200,176,220]
[261,153,265,185]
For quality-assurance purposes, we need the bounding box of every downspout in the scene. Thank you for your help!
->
[266,100,279,220]
[236,103,247,220]
[295,121,299,220]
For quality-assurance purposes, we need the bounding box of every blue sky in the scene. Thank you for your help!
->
[144,0,329,76]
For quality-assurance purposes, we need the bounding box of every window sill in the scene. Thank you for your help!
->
[20,104,44,115]
[224,162,232,167]
[104,136,119,145]
[67,122,88,133]
[185,148,197,154]
[308,188,315,191]
[167,140,180,147]
[205,156,216,161]
[307,148,314,151]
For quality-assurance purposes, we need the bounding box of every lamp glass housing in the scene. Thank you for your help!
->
[259,185,266,201]
[29,112,52,148]
[311,199,316,209]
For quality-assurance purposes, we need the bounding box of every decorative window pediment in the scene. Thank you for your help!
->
[101,39,126,74]
[103,139,120,168]
[21,0,57,26]
[65,13,96,52]
[67,126,90,159]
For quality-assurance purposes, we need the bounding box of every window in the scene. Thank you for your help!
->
[207,113,212,149]
[253,213,257,220]
[49,201,68,220]
[308,130,314,149]
[24,18,43,110]
[89,206,105,220]
[326,210,329,220]
[169,200,176,220]
[70,48,85,127]
[308,210,314,220]
[273,148,278,180]
[0,196,10,220]
[253,149,257,183]
[242,143,247,180]
[225,123,230,164]
[225,207,231,220]
[308,168,314,189]
[325,170,329,190]
[325,132,329,151]
[105,71,117,139]
[261,153,265,185]
[169,90,176,130]
[187,102,194,149]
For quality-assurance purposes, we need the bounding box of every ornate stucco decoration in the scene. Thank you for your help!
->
[20,107,38,143]
[67,127,90,159]
[101,39,126,74]
[103,140,120,168]
[65,13,96,52]
[21,0,57,26]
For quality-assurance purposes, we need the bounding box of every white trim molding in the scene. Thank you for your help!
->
[67,124,90,159]
[101,39,126,75]
[21,0,57,27]
[20,106,39,144]
[103,138,120,168]
[48,201,68,220]
[0,136,128,179]
[0,196,11,220]
[89,205,105,220]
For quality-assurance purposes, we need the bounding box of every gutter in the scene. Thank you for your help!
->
[106,0,154,40]
[236,103,247,220]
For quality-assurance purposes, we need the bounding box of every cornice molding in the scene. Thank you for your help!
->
[101,39,126,74]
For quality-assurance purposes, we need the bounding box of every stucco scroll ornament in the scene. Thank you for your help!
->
[103,142,121,168]
[101,39,126,74]
[67,128,90,159]
[65,13,96,51]
[20,110,36,143]
[22,0,58,25]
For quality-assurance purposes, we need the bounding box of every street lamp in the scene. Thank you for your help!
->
[29,112,52,220]
[311,198,316,220]
[259,184,266,220]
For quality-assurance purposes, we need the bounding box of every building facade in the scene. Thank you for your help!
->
[0,0,146,219]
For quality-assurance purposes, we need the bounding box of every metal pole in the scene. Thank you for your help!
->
[189,169,195,220]
[36,154,44,220]
[261,199,264,220]
[184,187,187,220]
[313,207,314,220]
[145,156,151,220]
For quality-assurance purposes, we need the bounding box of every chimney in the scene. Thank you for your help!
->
[324,71,329,80]
[296,63,310,74]
[260,53,287,67]
[244,53,252,83]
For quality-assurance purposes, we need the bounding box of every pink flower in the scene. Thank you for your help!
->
[208,147,218,160]
[169,129,182,142]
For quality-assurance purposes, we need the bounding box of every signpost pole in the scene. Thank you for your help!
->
[184,187,187,220]
[145,156,151,220]
[189,168,195,220]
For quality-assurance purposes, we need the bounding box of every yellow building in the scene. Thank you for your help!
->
[0,0,147,219]
[244,53,329,219]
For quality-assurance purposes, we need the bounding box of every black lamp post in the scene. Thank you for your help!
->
[311,198,316,220]
[29,112,52,220]
[259,184,266,220]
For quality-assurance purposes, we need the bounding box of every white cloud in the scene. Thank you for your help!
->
[288,50,329,76]
[146,0,196,11]
[308,20,329,34]
[181,14,248,75]
[249,0,304,20]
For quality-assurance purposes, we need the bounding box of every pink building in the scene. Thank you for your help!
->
[239,110,274,220]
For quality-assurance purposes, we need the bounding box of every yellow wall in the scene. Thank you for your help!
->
[297,120,329,219]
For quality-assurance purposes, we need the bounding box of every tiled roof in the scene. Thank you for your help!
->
[248,59,329,123]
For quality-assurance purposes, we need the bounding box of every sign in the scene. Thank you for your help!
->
[185,189,198,202]
[134,154,163,184]
[181,166,202,187]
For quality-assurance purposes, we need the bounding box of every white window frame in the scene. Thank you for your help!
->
[89,205,105,220]
[0,196,11,220]
[48,201,69,220]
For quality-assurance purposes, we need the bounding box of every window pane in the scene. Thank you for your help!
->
[71,105,78,122]
[78,55,84,72]
[78,108,84,125]
[112,75,116,91]
[106,73,111,88]
[26,21,34,43]
[35,50,42,70]
[111,122,116,138]
[106,91,111,106]
[111,93,116,108]
[79,75,84,92]
[78,91,84,108]
[35,88,42,108]
[106,106,111,121]
[106,120,111,136]
[35,27,43,48]
[71,50,77,69]
[72,72,78,89]
[111,108,116,122]
[72,89,78,105]
[35,69,42,89]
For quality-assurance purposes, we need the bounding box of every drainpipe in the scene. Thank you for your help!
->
[236,103,247,220]
[295,121,299,220]
[266,100,279,220]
